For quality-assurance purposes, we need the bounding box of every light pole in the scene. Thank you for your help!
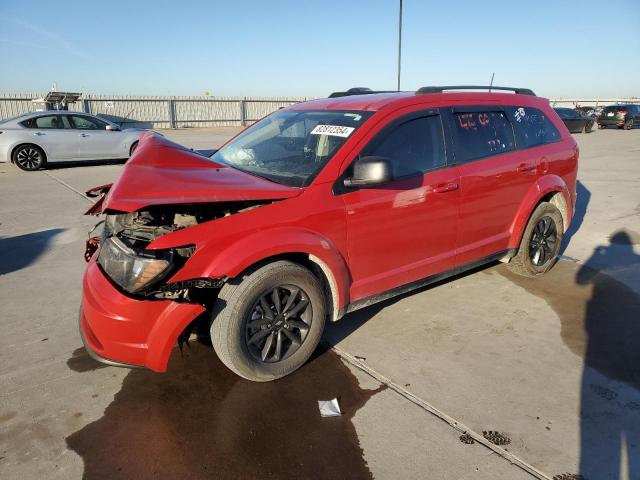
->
[397,0,403,91]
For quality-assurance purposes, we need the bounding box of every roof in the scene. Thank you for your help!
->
[290,90,549,113]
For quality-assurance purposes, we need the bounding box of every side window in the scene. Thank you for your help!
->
[450,110,515,163]
[364,115,445,177]
[509,107,561,148]
[32,115,71,129]
[71,115,108,130]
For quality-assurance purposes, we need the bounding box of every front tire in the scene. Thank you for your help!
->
[12,144,46,171]
[211,261,326,382]
[507,202,564,277]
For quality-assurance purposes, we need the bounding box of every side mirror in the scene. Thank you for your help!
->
[106,124,120,131]
[343,156,394,188]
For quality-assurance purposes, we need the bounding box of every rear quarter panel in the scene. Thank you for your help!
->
[508,105,578,246]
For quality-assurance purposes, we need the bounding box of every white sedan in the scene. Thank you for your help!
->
[0,111,143,171]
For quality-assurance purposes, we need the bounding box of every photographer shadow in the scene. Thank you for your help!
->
[577,231,640,479]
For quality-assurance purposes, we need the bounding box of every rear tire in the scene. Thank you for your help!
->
[507,202,564,278]
[211,261,326,382]
[12,144,46,171]
[623,119,633,130]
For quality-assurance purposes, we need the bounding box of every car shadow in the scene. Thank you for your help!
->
[561,180,590,255]
[323,262,498,346]
[0,228,64,275]
[44,159,127,170]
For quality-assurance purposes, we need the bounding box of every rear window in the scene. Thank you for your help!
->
[509,107,560,148]
[554,108,580,119]
[450,111,515,163]
[0,113,30,125]
[603,105,628,113]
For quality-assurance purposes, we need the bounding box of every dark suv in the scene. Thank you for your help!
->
[80,86,578,381]
[598,104,640,129]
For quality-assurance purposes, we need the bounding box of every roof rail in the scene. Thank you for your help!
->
[328,87,395,98]
[416,85,536,96]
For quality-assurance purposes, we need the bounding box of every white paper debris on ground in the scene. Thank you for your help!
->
[318,398,342,417]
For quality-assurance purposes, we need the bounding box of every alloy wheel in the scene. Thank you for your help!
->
[16,147,42,169]
[245,285,312,363]
[528,216,557,266]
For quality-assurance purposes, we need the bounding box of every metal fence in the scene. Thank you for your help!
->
[549,98,640,108]
[1,93,639,128]
[0,93,310,129]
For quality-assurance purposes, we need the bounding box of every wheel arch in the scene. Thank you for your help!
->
[165,227,352,322]
[223,252,344,322]
[10,142,49,164]
[128,139,139,157]
[509,175,571,249]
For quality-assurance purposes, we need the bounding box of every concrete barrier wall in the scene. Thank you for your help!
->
[1,93,638,128]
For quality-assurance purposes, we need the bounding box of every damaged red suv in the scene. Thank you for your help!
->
[80,86,578,381]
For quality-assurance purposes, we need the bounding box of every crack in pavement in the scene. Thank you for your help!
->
[41,171,95,203]
[330,345,549,480]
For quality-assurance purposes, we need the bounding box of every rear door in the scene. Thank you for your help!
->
[444,106,534,265]
[340,109,460,301]
[69,114,125,160]
[22,114,77,160]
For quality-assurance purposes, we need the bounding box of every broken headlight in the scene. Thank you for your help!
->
[98,237,172,294]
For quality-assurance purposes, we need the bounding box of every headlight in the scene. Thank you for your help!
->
[98,237,171,293]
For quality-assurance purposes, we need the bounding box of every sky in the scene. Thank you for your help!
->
[0,0,638,99]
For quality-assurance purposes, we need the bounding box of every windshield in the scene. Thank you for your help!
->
[211,109,373,187]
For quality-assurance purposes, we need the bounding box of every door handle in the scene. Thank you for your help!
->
[433,182,459,193]
[33,132,45,136]
[79,133,89,137]
[516,163,536,173]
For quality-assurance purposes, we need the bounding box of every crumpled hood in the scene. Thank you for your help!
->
[101,132,301,213]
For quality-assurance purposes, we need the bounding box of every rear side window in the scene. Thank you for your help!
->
[22,115,71,129]
[364,115,445,177]
[449,111,515,163]
[509,107,561,148]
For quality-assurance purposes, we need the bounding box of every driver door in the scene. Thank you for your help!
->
[339,110,460,301]
[69,114,123,160]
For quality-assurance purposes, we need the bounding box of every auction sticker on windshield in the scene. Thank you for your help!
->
[310,125,355,137]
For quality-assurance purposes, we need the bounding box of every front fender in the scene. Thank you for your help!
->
[509,174,572,248]
[162,227,352,316]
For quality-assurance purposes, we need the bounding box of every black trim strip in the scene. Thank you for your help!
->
[339,249,516,317]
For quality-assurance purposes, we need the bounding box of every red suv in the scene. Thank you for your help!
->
[80,86,578,381]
